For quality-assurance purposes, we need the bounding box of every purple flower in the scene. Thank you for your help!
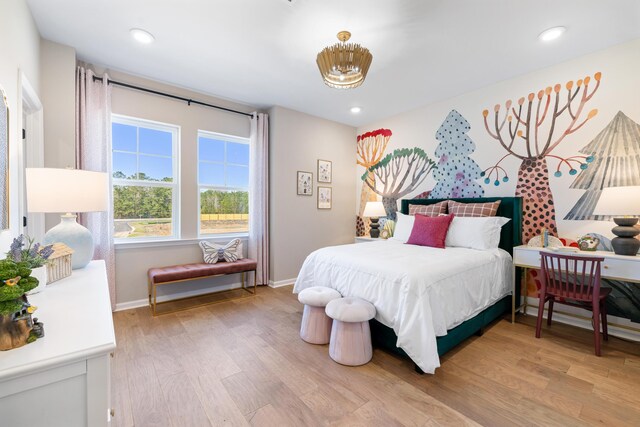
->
[39,245,54,260]
[9,235,24,262]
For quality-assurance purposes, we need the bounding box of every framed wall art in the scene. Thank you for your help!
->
[318,186,332,209]
[0,86,8,230]
[318,159,332,183]
[297,171,313,196]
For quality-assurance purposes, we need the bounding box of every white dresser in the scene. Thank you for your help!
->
[0,260,116,427]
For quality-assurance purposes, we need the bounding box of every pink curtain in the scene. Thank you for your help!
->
[249,113,269,285]
[75,66,116,309]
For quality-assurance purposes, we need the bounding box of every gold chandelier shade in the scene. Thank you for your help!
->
[317,31,373,89]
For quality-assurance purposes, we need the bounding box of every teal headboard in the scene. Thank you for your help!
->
[400,197,523,255]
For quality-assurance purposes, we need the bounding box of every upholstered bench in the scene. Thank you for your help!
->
[147,258,257,316]
[298,286,342,344]
[325,297,376,366]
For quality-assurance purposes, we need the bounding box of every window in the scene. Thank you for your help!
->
[198,131,249,235]
[111,115,180,241]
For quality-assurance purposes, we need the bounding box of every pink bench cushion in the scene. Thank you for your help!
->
[148,258,257,284]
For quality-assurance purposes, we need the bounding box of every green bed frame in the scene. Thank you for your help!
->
[370,197,523,372]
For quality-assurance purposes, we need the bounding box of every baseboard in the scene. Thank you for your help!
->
[268,278,296,288]
[524,296,640,342]
[114,281,242,312]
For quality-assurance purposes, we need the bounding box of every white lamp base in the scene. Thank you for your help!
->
[43,213,94,269]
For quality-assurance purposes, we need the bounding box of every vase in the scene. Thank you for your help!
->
[28,266,48,295]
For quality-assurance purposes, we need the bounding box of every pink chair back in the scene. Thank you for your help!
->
[539,252,604,301]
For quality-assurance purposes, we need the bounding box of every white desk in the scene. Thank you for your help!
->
[0,260,116,427]
[512,245,640,323]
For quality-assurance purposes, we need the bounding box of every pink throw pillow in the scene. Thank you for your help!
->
[406,214,454,249]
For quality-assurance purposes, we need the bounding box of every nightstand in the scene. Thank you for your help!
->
[354,236,380,243]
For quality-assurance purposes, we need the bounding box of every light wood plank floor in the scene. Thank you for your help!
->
[111,286,640,427]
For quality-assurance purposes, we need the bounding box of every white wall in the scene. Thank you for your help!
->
[0,0,41,251]
[40,39,76,231]
[269,106,356,284]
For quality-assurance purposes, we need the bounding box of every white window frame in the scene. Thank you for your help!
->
[111,114,181,243]
[197,130,250,237]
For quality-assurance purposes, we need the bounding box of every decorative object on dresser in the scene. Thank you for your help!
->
[297,171,313,195]
[46,243,74,284]
[577,235,600,251]
[0,85,8,231]
[527,232,564,248]
[325,297,376,366]
[317,186,332,209]
[298,286,341,344]
[6,234,54,294]
[362,201,386,238]
[593,186,640,256]
[0,258,43,350]
[536,252,609,356]
[317,159,332,183]
[25,168,109,269]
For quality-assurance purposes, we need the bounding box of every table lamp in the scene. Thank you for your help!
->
[363,201,387,238]
[26,168,109,269]
[593,186,640,256]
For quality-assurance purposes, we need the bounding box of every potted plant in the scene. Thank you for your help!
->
[0,258,43,350]
[7,235,54,294]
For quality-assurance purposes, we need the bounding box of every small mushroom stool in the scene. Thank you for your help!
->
[325,297,376,366]
[298,286,342,344]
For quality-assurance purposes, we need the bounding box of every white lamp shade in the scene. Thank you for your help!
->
[362,201,387,218]
[593,186,640,216]
[26,168,109,213]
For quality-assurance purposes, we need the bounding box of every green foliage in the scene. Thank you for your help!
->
[16,262,32,279]
[0,285,23,302]
[200,190,248,215]
[0,260,19,282]
[18,277,38,293]
[0,299,23,316]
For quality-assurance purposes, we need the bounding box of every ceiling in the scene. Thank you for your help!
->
[27,0,640,127]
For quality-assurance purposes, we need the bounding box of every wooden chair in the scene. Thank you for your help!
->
[536,251,610,356]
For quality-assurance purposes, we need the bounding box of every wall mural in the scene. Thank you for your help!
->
[565,111,640,220]
[429,110,484,199]
[482,72,601,243]
[356,129,391,236]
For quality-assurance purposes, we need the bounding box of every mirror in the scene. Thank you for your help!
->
[0,86,8,230]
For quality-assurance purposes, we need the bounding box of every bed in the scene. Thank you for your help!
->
[294,197,522,374]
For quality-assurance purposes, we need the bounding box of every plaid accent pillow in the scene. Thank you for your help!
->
[408,201,448,217]
[448,200,501,217]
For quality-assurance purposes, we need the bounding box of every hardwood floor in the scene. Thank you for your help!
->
[111,286,640,427]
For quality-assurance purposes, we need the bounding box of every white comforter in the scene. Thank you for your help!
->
[293,240,512,374]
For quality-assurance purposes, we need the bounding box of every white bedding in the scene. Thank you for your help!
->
[293,240,512,374]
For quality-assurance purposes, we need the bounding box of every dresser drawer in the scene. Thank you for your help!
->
[513,248,541,268]
[602,257,640,282]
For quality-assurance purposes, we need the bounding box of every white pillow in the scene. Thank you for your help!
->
[391,212,415,243]
[445,216,511,250]
[199,238,244,263]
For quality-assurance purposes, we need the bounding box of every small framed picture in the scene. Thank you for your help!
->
[297,171,313,196]
[317,159,332,183]
[318,186,332,209]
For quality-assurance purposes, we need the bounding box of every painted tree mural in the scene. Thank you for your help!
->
[565,111,640,220]
[363,147,437,219]
[482,72,601,242]
[356,129,392,236]
[430,110,484,199]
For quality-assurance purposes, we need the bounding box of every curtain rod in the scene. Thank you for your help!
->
[91,75,254,118]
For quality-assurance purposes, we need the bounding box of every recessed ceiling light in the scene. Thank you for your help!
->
[350,107,362,114]
[538,26,566,42]
[130,28,155,44]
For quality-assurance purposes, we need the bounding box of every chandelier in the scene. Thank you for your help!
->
[316,31,373,89]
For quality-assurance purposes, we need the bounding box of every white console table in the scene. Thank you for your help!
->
[0,260,116,427]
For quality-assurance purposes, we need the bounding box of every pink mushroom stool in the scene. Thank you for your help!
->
[298,286,342,344]
[325,297,376,366]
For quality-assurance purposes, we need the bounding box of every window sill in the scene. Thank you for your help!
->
[115,234,249,250]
